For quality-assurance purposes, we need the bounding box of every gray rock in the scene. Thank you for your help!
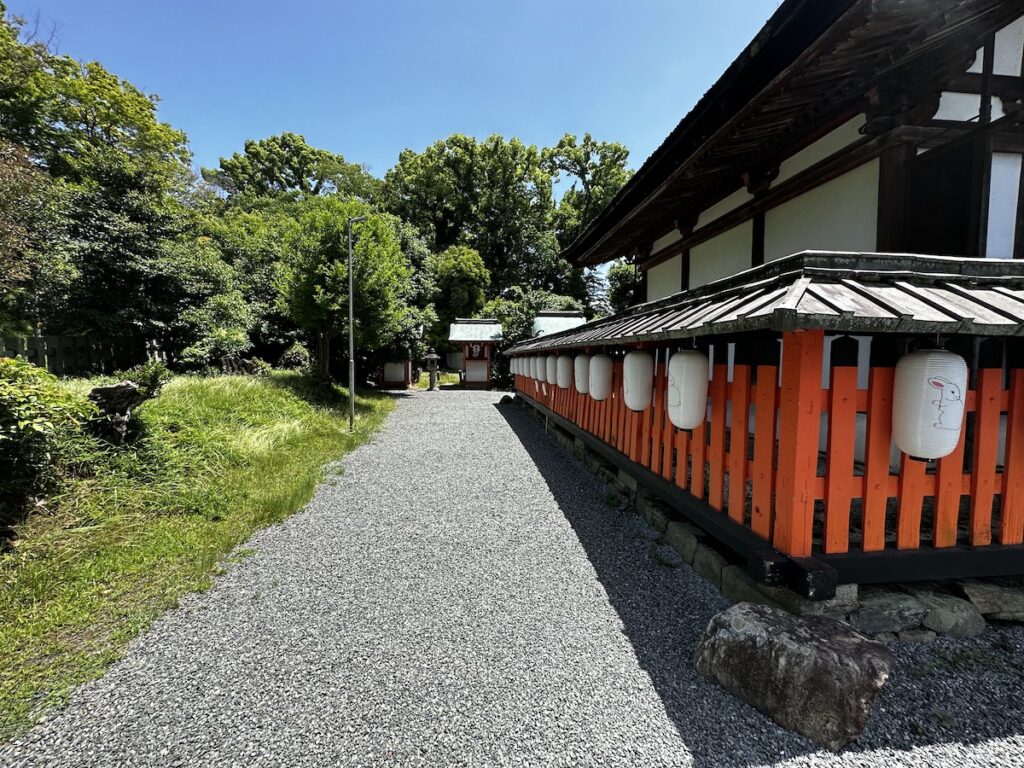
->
[694,603,894,751]
[849,589,927,634]
[759,582,859,619]
[664,520,701,565]
[692,545,728,589]
[908,588,987,637]
[898,628,937,644]
[617,468,638,491]
[720,565,779,608]
[874,632,897,643]
[961,580,1024,617]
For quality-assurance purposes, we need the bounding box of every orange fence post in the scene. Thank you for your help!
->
[728,364,751,524]
[674,429,689,490]
[970,366,1002,546]
[824,365,858,553]
[862,367,894,552]
[707,364,728,510]
[896,454,927,550]
[751,364,778,541]
[1002,368,1024,544]
[934,427,967,548]
[690,418,706,500]
[651,359,666,474]
[773,329,824,558]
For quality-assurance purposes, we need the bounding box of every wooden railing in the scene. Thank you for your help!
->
[514,329,1024,562]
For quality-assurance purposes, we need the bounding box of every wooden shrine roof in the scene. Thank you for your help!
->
[449,318,503,343]
[507,253,1024,354]
[563,0,1022,267]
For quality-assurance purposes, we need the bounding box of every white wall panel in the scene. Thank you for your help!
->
[987,152,1022,259]
[690,221,753,288]
[695,188,753,229]
[764,160,879,263]
[646,254,681,302]
[774,115,866,185]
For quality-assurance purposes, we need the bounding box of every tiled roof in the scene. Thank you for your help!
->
[508,252,1024,354]
[533,311,587,338]
[449,318,503,343]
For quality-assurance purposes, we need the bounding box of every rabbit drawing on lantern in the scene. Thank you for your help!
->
[928,376,963,430]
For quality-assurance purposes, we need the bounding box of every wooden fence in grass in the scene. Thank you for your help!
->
[1,335,157,376]
[514,329,1024,564]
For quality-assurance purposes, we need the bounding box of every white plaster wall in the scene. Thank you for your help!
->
[934,91,982,121]
[695,188,754,229]
[689,221,753,288]
[764,160,879,262]
[652,229,682,253]
[774,115,866,185]
[995,15,1024,76]
[988,152,1022,259]
[646,254,681,302]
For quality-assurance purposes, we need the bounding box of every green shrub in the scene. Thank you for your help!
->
[278,342,311,371]
[247,358,272,377]
[0,358,94,520]
[113,360,173,399]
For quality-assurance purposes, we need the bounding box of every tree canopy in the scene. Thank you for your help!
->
[0,1,635,377]
[202,132,379,201]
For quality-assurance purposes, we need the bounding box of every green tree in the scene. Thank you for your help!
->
[381,133,561,295]
[202,132,379,201]
[606,259,642,313]
[425,245,490,345]
[0,138,72,334]
[0,5,199,341]
[543,133,632,249]
[480,287,584,350]
[380,133,478,253]
[276,197,422,379]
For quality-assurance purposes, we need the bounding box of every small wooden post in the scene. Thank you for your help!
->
[773,329,824,558]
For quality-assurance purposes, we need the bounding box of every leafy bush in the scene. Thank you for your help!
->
[0,358,94,520]
[113,360,173,399]
[277,342,311,371]
[247,358,272,377]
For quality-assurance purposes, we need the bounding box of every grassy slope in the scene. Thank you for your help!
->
[0,372,393,740]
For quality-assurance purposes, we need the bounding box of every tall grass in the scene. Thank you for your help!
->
[0,371,393,741]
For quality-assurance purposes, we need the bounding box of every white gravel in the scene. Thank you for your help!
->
[3,390,1023,767]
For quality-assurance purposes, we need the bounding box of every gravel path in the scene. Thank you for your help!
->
[4,390,1024,767]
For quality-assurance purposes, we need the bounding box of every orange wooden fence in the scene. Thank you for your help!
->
[514,329,1024,561]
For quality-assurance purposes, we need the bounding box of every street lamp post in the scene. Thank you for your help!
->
[347,215,367,432]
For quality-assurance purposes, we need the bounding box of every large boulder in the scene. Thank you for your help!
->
[694,602,894,750]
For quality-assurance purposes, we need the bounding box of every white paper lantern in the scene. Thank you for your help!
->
[667,350,709,429]
[892,349,968,459]
[574,354,591,394]
[556,356,572,389]
[527,357,535,379]
[511,358,517,376]
[589,354,613,401]
[533,356,542,380]
[623,351,654,411]
[546,355,558,385]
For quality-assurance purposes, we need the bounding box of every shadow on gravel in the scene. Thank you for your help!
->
[496,400,1024,768]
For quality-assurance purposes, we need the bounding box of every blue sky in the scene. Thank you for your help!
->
[8,0,781,178]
